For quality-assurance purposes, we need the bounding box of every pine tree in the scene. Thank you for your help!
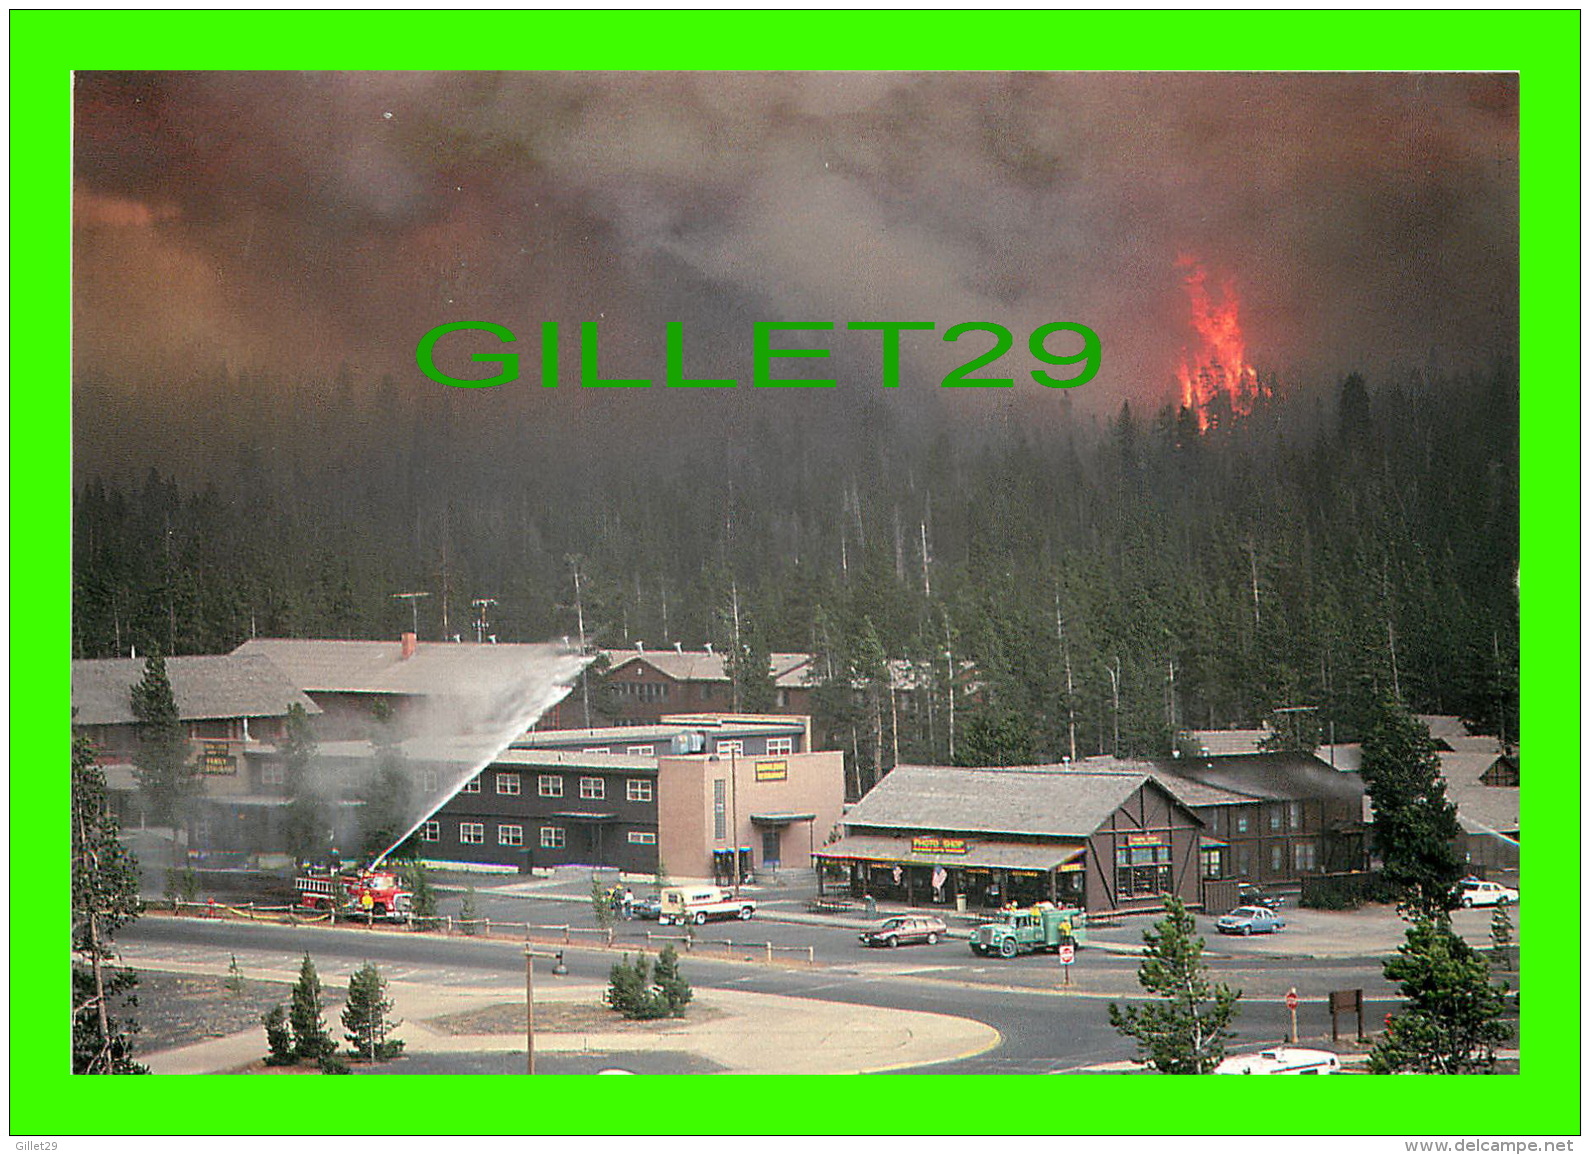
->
[605,954,649,1016]
[289,954,334,1060]
[1108,897,1241,1074]
[71,736,149,1074]
[1370,920,1512,1073]
[261,1004,295,1066]
[358,703,412,862]
[653,944,693,1017]
[341,962,404,1062]
[1359,696,1464,920]
[130,650,198,831]
[279,702,326,868]
[400,858,438,926]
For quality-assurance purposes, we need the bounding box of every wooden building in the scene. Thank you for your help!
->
[815,764,1208,915]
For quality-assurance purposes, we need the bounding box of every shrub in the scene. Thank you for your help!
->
[262,1004,296,1066]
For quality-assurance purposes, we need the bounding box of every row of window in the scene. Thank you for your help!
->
[422,821,656,849]
[533,775,653,801]
[1229,802,1306,835]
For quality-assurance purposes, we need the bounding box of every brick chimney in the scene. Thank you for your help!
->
[401,631,417,660]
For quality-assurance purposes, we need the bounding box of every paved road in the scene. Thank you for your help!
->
[121,915,1414,1074]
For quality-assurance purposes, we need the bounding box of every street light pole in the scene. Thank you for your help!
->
[524,947,567,1075]
[729,743,741,896]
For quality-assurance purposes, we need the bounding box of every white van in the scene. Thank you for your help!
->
[657,886,756,926]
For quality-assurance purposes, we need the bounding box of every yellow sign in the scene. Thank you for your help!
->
[754,760,788,781]
[1127,833,1166,848]
[1058,861,1084,873]
[202,742,236,775]
[911,837,968,855]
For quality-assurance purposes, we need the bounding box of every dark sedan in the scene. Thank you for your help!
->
[859,915,949,948]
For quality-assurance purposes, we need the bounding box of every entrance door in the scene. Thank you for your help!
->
[761,827,781,869]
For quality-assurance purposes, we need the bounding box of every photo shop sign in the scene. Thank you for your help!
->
[416,319,1101,391]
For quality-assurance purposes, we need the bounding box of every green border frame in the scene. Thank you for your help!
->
[15,9,1579,1137]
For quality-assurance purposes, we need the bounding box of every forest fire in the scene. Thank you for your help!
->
[1175,256,1269,430]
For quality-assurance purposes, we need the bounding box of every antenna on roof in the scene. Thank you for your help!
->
[391,591,431,635]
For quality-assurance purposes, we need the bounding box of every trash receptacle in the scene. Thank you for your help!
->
[955,893,967,914]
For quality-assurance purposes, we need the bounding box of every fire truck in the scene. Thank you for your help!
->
[294,867,413,920]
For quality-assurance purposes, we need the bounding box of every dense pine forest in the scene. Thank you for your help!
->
[73,362,1518,783]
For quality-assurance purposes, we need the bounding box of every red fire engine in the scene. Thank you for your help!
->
[294,867,412,920]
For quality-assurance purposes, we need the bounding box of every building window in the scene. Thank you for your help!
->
[421,821,440,842]
[1237,846,1251,878]
[1235,812,1249,834]
[580,776,605,800]
[1269,806,1283,832]
[1114,841,1172,897]
[538,775,564,797]
[462,776,481,794]
[261,761,286,787]
[716,740,745,755]
[628,831,657,845]
[540,826,565,849]
[627,744,655,756]
[767,737,794,756]
[1270,843,1284,872]
[713,779,727,840]
[499,824,524,847]
[1288,801,1302,830]
[1200,847,1223,880]
[627,778,653,802]
[460,822,485,845]
[1293,841,1317,873]
[496,772,521,796]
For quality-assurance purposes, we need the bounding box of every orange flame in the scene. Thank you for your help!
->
[1175,255,1268,430]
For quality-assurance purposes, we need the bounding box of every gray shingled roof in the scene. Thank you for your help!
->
[72,655,322,726]
[1067,755,1263,808]
[843,763,1204,838]
[602,649,814,688]
[233,637,589,697]
[1439,752,1519,838]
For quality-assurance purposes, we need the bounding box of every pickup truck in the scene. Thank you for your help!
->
[656,886,756,926]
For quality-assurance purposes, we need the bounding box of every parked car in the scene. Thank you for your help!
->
[859,915,949,948]
[1214,1047,1340,1075]
[1459,879,1518,907]
[1216,906,1286,935]
[630,895,663,920]
[1237,882,1283,909]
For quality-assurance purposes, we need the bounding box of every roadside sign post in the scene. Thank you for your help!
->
[1286,987,1299,1043]
[1329,988,1365,1042]
[1058,942,1075,986]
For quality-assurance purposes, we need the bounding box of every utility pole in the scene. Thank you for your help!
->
[471,598,498,644]
[728,744,741,895]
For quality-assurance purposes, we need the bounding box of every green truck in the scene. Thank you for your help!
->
[969,904,1086,958]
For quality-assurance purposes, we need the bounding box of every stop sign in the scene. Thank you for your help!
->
[1285,990,1299,1010]
[1058,944,1076,965]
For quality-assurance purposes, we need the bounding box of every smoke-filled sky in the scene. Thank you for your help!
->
[74,71,1517,436]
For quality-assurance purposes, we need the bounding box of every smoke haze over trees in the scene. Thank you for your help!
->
[73,364,1520,770]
